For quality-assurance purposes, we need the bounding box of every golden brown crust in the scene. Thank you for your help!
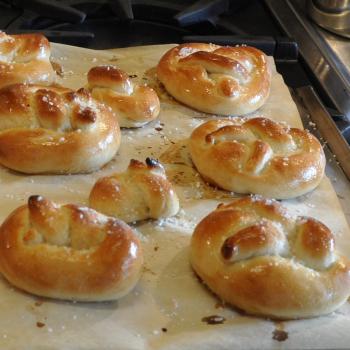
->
[0,32,56,88]
[0,196,143,301]
[87,65,160,128]
[189,117,326,199]
[190,197,350,319]
[157,43,271,115]
[0,84,121,174]
[89,158,180,222]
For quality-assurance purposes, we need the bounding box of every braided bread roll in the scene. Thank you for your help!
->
[0,84,121,174]
[0,32,56,88]
[89,158,180,223]
[87,65,160,128]
[0,196,143,301]
[191,197,350,319]
[157,43,271,115]
[189,117,325,199]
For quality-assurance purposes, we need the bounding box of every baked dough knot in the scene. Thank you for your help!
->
[189,117,325,199]
[87,65,160,128]
[0,83,121,174]
[0,195,143,301]
[190,196,350,319]
[89,158,180,223]
[157,43,271,115]
[0,31,56,88]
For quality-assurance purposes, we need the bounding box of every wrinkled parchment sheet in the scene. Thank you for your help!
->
[0,43,349,350]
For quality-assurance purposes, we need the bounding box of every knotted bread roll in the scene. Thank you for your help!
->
[0,196,143,301]
[191,196,350,319]
[189,117,325,199]
[0,31,56,88]
[89,158,180,223]
[87,65,160,128]
[0,84,121,174]
[157,43,271,115]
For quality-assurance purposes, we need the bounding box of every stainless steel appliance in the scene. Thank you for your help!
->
[308,0,350,38]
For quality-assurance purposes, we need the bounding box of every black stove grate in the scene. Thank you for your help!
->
[1,0,282,49]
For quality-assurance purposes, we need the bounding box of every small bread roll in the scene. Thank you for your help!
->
[0,31,56,88]
[191,197,350,319]
[189,117,325,199]
[0,84,121,174]
[0,196,143,301]
[87,65,160,128]
[89,158,180,223]
[157,43,271,115]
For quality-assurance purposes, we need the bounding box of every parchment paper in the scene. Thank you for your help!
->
[0,43,348,350]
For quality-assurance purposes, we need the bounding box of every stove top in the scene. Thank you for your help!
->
[1,0,281,48]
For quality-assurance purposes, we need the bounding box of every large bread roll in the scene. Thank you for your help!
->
[157,43,271,115]
[190,197,350,319]
[0,196,143,301]
[0,84,120,174]
[189,117,325,199]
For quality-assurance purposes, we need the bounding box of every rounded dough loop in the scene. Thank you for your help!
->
[157,43,271,115]
[0,196,143,301]
[87,65,160,128]
[190,196,350,319]
[0,31,56,88]
[0,84,121,174]
[189,117,325,199]
[89,158,180,223]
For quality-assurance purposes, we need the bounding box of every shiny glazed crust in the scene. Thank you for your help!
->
[189,117,325,199]
[89,158,180,223]
[157,43,271,115]
[190,197,350,319]
[0,32,56,88]
[0,196,143,301]
[87,65,160,128]
[0,84,121,174]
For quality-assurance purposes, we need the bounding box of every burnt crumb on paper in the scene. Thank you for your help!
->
[36,322,45,328]
[51,61,64,78]
[272,322,288,342]
[272,329,288,342]
[155,127,163,132]
[201,315,226,325]
[154,246,159,251]
[129,74,138,78]
[161,327,167,333]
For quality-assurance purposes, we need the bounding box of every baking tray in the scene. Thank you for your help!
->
[0,43,348,350]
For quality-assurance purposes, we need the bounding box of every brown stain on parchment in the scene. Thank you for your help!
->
[160,141,238,200]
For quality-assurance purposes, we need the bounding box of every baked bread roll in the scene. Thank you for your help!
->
[0,32,56,88]
[189,117,325,199]
[89,158,180,223]
[0,84,121,174]
[0,196,143,301]
[87,65,160,128]
[157,43,271,115]
[191,196,350,319]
